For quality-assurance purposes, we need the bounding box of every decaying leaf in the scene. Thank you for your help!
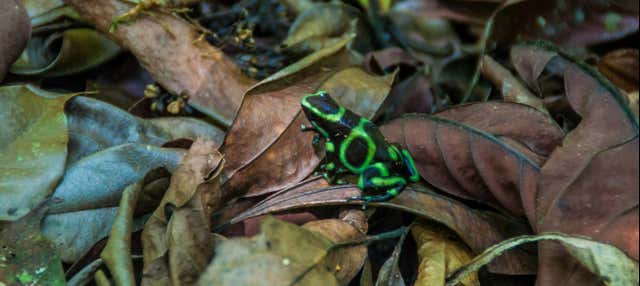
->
[0,85,74,221]
[142,139,224,285]
[512,42,639,286]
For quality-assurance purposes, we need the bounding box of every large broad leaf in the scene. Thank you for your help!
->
[0,85,74,221]
[511,43,639,286]
[221,35,393,198]
[0,208,65,285]
[65,0,255,127]
[446,233,639,286]
[10,28,121,77]
[230,180,536,275]
[0,0,30,81]
[380,103,563,219]
[65,96,223,164]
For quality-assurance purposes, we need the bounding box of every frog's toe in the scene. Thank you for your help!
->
[336,179,346,185]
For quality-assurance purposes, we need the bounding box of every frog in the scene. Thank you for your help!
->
[300,91,420,208]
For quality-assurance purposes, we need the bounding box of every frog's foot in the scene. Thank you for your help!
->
[322,172,336,184]
[347,191,396,209]
[300,124,316,132]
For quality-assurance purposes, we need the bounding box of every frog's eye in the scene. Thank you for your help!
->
[302,92,341,116]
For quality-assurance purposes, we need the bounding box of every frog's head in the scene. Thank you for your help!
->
[301,91,345,126]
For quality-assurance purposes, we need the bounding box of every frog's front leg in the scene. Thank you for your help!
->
[349,163,407,209]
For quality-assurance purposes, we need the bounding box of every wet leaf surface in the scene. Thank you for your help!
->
[511,43,639,286]
[0,85,73,221]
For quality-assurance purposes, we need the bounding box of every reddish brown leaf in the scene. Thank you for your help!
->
[598,49,639,92]
[230,180,536,275]
[0,0,30,81]
[512,43,639,286]
[380,102,563,219]
[220,38,355,199]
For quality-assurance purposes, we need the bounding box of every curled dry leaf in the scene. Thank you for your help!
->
[480,55,548,114]
[380,103,563,218]
[411,221,479,286]
[0,0,30,81]
[375,228,408,286]
[598,48,639,92]
[446,233,639,286]
[100,180,143,286]
[511,43,639,286]
[0,85,74,221]
[65,0,255,127]
[10,28,121,77]
[222,35,393,199]
[0,207,65,285]
[230,180,535,275]
[142,139,224,286]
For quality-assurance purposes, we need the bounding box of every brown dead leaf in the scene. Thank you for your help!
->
[65,0,255,127]
[230,181,535,275]
[141,139,224,285]
[221,35,393,199]
[480,55,548,114]
[511,43,639,286]
[380,103,563,218]
[0,0,30,81]
[598,49,639,92]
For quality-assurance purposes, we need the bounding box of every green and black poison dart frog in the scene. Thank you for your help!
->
[300,91,420,208]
